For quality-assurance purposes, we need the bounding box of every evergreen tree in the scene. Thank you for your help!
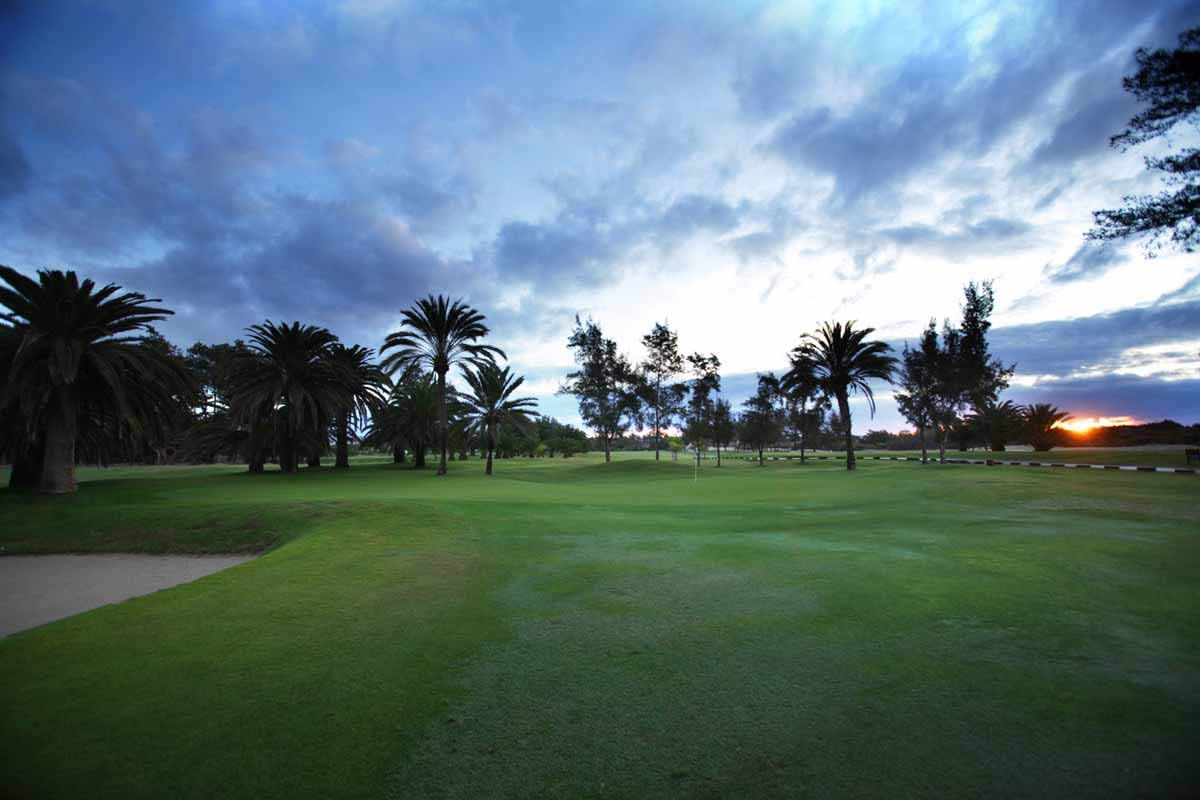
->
[639,322,687,461]
[560,317,641,463]
[681,352,720,467]
[1090,27,1200,252]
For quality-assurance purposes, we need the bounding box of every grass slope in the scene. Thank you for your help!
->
[2,456,1197,798]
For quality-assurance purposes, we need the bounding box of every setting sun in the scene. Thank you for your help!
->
[1053,416,1139,434]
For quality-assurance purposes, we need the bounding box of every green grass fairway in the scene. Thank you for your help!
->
[2,456,1197,798]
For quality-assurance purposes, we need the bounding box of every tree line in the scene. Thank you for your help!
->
[3,267,1075,494]
[560,282,1075,468]
[558,312,898,471]
[1,268,599,494]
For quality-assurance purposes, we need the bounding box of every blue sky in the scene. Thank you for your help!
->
[2,0,1199,431]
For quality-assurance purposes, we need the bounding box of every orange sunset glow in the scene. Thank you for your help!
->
[1053,416,1139,434]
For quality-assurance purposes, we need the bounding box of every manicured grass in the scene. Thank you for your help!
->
[2,455,1197,798]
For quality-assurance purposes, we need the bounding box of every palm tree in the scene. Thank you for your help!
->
[0,266,188,493]
[1023,403,1071,452]
[363,401,407,464]
[970,399,1024,452]
[780,354,823,462]
[328,344,390,469]
[230,321,342,473]
[381,295,503,476]
[460,364,538,475]
[182,410,271,469]
[396,372,441,468]
[792,321,896,471]
[364,371,444,469]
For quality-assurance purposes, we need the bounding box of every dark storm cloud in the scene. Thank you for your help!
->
[10,102,280,257]
[761,1,1187,209]
[104,195,474,349]
[1027,69,1135,168]
[1043,241,1127,283]
[494,219,617,291]
[0,126,31,197]
[728,195,806,263]
[987,299,1200,377]
[1005,375,1200,423]
[378,171,477,234]
[658,194,740,237]
[731,30,815,123]
[767,53,970,208]
[880,217,1036,257]
[493,192,743,291]
[0,78,483,348]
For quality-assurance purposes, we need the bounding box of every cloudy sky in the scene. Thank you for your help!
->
[2,0,1198,431]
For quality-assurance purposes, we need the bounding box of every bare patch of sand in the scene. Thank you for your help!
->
[0,554,252,637]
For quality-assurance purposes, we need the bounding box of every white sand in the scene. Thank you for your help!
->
[0,554,253,637]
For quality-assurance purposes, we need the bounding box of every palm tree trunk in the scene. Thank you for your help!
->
[436,370,448,476]
[486,426,495,475]
[799,399,807,463]
[837,391,855,471]
[278,412,296,473]
[335,411,350,468]
[39,393,78,493]
[9,438,44,489]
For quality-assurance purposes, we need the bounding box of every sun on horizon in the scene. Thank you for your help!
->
[1053,415,1140,434]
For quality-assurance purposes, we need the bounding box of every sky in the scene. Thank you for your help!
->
[2,0,1199,433]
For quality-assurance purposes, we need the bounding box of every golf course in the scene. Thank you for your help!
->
[2,454,1196,799]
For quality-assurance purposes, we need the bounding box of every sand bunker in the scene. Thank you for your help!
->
[0,554,253,637]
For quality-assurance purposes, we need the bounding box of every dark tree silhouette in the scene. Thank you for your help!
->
[328,344,389,469]
[896,285,1013,463]
[780,356,826,463]
[957,282,1012,410]
[231,321,342,474]
[793,322,896,471]
[0,266,188,493]
[560,317,641,463]
[1,321,44,488]
[1023,403,1072,452]
[740,374,783,465]
[639,322,686,461]
[682,352,720,468]
[460,363,537,475]
[368,372,442,469]
[895,324,940,464]
[711,398,734,467]
[381,296,502,476]
[1089,27,1200,252]
[970,400,1024,452]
